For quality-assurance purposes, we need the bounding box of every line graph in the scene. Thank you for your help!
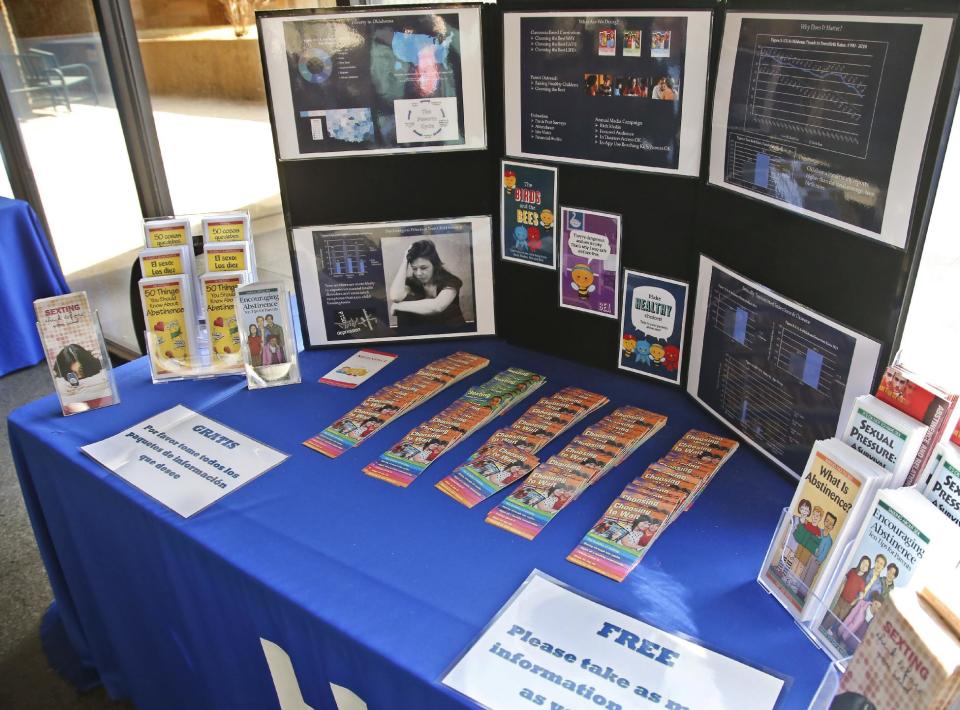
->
[745,35,888,159]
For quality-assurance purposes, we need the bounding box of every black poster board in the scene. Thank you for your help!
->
[259,0,960,394]
[696,0,960,380]
[258,3,504,350]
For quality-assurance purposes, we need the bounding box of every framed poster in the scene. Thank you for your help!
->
[618,270,688,385]
[710,12,953,248]
[503,10,712,175]
[558,207,621,319]
[500,160,558,270]
[292,216,495,346]
[687,255,881,478]
[259,5,486,160]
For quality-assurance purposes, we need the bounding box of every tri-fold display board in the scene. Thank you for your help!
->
[257,0,960,479]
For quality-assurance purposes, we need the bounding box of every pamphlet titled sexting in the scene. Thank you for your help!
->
[82,405,288,517]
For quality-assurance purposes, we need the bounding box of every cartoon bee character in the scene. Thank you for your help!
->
[649,343,666,365]
[622,333,637,359]
[569,264,596,299]
[540,209,554,229]
[503,169,517,193]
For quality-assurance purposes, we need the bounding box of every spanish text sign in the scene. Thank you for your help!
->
[443,572,785,710]
[81,405,288,517]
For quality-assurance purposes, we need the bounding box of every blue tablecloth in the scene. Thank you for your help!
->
[8,340,831,709]
[0,196,69,376]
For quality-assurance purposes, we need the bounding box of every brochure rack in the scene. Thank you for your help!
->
[144,325,242,383]
[143,291,301,385]
[758,508,864,667]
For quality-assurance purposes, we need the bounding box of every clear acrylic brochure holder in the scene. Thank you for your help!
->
[758,507,865,670]
[145,320,244,383]
[806,660,849,710]
[235,287,301,390]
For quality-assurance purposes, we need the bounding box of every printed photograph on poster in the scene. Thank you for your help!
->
[559,207,621,319]
[292,216,494,347]
[687,255,881,478]
[259,7,486,160]
[618,270,688,384]
[503,11,712,175]
[709,13,953,247]
[500,160,558,270]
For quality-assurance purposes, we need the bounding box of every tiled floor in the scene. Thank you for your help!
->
[0,365,132,710]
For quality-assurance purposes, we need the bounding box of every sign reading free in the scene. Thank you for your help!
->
[444,573,784,710]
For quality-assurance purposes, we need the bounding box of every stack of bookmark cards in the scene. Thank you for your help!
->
[568,429,739,581]
[303,352,489,458]
[485,406,669,540]
[362,368,546,487]
[436,387,610,507]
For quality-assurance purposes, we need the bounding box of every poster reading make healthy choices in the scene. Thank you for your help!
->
[501,161,558,269]
[559,208,621,319]
[260,8,486,160]
[503,11,712,175]
[618,271,688,385]
[710,14,953,247]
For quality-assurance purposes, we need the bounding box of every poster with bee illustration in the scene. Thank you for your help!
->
[559,207,621,319]
[500,160,557,270]
[617,269,688,385]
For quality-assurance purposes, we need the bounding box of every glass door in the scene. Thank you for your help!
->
[0,0,144,353]
[127,0,330,290]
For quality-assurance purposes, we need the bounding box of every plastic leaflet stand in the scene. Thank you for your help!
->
[758,507,863,669]
[806,660,849,710]
[141,271,250,383]
[234,281,301,390]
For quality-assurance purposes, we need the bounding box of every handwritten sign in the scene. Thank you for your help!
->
[443,572,784,710]
[81,405,287,517]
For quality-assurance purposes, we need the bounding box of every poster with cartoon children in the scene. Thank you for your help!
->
[618,270,688,384]
[559,207,621,319]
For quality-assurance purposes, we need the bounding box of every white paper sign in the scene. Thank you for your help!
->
[81,405,288,517]
[443,573,784,710]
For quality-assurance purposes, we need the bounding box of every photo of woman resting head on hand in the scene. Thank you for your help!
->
[389,239,466,334]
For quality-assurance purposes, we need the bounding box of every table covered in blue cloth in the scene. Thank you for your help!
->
[0,196,69,376]
[8,340,831,709]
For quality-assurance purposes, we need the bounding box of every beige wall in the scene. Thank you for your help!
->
[131,0,226,31]
[3,0,98,39]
